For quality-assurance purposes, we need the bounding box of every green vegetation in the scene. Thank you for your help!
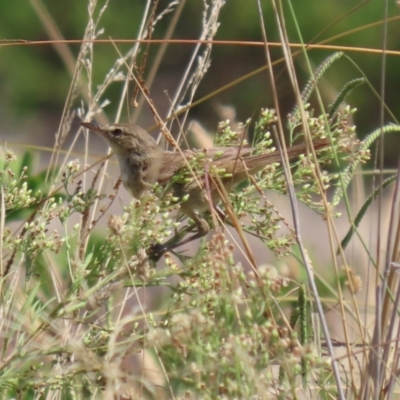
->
[1,1,400,399]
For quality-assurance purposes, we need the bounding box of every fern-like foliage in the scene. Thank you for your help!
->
[292,51,344,117]
[328,77,366,119]
[332,124,400,207]
[338,175,397,253]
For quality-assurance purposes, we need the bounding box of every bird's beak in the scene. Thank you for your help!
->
[80,121,103,133]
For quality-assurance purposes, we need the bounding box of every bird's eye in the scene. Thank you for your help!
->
[111,128,123,137]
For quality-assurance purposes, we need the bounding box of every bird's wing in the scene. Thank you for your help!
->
[200,147,253,161]
[156,150,187,186]
[156,147,254,186]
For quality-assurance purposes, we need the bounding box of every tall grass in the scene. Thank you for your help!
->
[1,0,399,399]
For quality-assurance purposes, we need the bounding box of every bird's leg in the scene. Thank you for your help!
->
[148,212,210,262]
[168,213,210,248]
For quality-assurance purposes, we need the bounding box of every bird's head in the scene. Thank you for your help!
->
[81,122,159,156]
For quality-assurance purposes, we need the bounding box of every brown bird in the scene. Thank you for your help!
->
[81,122,328,258]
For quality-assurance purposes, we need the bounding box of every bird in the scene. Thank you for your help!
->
[81,121,329,259]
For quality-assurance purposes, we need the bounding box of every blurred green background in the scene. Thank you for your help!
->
[0,0,399,164]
